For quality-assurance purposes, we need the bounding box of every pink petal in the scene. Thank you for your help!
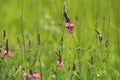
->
[66,23,69,28]
[32,72,40,79]
[2,50,11,57]
[56,61,64,67]
[70,23,74,28]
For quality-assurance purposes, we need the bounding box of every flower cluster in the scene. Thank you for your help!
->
[63,3,74,33]
[65,17,74,33]
[28,71,40,79]
[56,52,64,67]
[1,39,11,57]
[56,60,64,67]
[22,69,40,79]
[2,50,11,57]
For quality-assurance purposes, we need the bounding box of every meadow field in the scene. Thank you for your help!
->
[0,0,120,80]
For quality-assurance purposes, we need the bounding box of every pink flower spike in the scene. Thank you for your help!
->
[56,53,64,67]
[70,23,74,28]
[2,50,11,57]
[65,18,74,33]
[28,70,40,79]
[2,39,11,57]
[56,61,64,67]
[66,23,69,28]
[32,72,40,79]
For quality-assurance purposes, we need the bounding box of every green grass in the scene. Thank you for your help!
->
[0,0,120,80]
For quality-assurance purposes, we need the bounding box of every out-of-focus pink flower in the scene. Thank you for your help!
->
[28,70,40,79]
[65,18,74,33]
[63,4,75,33]
[32,72,40,79]
[66,22,74,32]
[22,72,27,77]
[56,61,64,67]
[2,39,11,57]
[2,50,11,57]
[56,53,64,67]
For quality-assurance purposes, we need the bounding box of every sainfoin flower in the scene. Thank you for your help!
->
[2,50,11,57]
[28,70,40,79]
[63,3,74,33]
[56,61,64,67]
[65,17,74,33]
[56,53,64,67]
[2,39,11,57]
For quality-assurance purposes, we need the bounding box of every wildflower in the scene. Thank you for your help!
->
[95,29,103,43]
[56,52,64,67]
[2,39,11,57]
[56,61,64,67]
[65,18,74,33]
[28,69,40,79]
[2,50,11,57]
[63,3,74,33]
[21,68,27,77]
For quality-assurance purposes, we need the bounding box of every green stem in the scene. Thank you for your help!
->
[39,46,42,80]
[20,0,27,72]
[106,16,110,79]
[69,33,81,77]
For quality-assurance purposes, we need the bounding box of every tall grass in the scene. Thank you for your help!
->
[0,0,120,80]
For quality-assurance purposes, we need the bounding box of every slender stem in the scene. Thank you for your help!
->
[69,32,81,76]
[92,1,99,79]
[35,0,39,33]
[106,16,110,79]
[39,54,42,80]
[20,0,27,70]
[102,16,105,34]
[107,16,110,62]
[17,38,23,66]
[117,27,119,74]
[37,41,42,80]
[35,0,42,79]
[68,33,77,48]
[38,35,42,80]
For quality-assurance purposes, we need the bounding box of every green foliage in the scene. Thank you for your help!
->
[0,0,120,80]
